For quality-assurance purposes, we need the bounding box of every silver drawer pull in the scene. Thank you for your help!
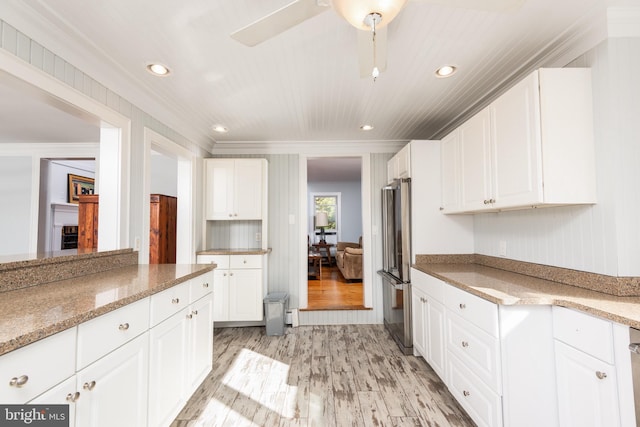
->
[229,272,234,276]
[463,390,470,397]
[186,313,193,319]
[66,392,80,403]
[595,371,607,380]
[459,303,466,309]
[243,260,247,264]
[9,375,28,387]
[203,282,209,288]
[461,341,469,348]
[83,380,96,391]
[172,298,180,304]
[118,323,130,331]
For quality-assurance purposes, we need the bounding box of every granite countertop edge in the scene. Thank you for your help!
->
[0,264,215,356]
[413,263,640,330]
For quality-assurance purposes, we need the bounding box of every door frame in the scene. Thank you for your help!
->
[298,154,372,309]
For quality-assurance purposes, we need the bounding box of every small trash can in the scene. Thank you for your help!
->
[264,292,289,336]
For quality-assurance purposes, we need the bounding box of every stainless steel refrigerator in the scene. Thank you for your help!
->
[378,178,412,354]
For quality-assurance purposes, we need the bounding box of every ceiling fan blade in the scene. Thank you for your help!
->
[231,0,330,46]
[413,0,524,12]
[358,27,387,79]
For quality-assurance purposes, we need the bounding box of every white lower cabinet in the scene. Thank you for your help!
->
[197,254,264,322]
[0,271,214,427]
[413,269,558,427]
[552,306,635,427]
[75,332,149,427]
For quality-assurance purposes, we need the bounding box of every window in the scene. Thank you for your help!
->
[310,192,341,243]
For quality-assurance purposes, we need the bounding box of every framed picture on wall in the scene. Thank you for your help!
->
[68,174,95,204]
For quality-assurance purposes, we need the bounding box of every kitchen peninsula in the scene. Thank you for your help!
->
[0,248,215,427]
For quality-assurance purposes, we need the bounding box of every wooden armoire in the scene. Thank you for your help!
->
[149,194,177,264]
[78,194,99,250]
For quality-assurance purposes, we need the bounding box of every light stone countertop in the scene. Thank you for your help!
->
[0,263,214,356]
[414,263,640,329]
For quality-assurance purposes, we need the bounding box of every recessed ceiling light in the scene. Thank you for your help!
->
[146,63,171,76]
[435,65,457,78]
[360,124,374,131]
[212,125,229,133]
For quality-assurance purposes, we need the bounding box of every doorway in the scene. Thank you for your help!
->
[306,157,365,310]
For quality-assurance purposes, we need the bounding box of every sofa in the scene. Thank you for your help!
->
[335,237,363,281]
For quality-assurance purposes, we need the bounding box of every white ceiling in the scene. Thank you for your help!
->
[0,0,628,150]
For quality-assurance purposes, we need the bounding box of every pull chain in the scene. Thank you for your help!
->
[372,17,379,81]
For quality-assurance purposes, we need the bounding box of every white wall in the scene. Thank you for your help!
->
[307,180,362,244]
[150,153,177,197]
[0,156,32,255]
[473,36,640,278]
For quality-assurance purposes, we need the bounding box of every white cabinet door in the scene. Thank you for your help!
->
[205,159,235,220]
[186,294,213,394]
[412,287,427,358]
[490,71,542,208]
[396,144,411,178]
[229,269,263,321]
[440,130,460,212]
[555,341,620,427]
[75,333,149,427]
[213,269,230,321]
[148,309,189,427]
[234,159,263,220]
[459,107,492,211]
[29,375,78,427]
[427,298,446,381]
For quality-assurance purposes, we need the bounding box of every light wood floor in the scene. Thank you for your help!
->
[172,325,475,427]
[306,266,366,310]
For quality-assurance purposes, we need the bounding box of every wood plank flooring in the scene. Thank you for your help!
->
[172,325,475,427]
[306,266,367,311]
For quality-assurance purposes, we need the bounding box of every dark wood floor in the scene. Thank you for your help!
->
[306,265,366,310]
[172,325,474,427]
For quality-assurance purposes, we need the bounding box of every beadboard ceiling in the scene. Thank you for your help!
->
[0,0,625,150]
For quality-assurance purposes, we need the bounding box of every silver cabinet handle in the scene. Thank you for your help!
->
[243,260,247,264]
[228,213,233,217]
[595,371,607,380]
[172,298,180,304]
[202,282,209,288]
[459,303,466,309]
[83,381,96,391]
[223,273,227,277]
[9,375,28,387]
[463,390,470,397]
[66,392,80,402]
[118,323,130,331]
[461,341,469,348]
[186,313,193,319]
[483,200,489,205]
[229,272,234,276]
[192,310,198,316]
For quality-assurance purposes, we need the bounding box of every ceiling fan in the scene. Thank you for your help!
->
[230,0,523,79]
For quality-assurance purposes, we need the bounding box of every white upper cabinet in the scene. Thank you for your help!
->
[442,68,596,213]
[387,143,411,183]
[205,158,265,220]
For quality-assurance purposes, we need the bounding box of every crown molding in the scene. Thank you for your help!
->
[210,139,408,155]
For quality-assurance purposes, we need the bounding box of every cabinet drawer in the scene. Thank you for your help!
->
[445,284,498,337]
[77,297,150,370]
[150,281,190,327]
[0,327,76,403]
[448,352,503,427]
[230,254,262,269]
[190,273,213,303]
[552,306,614,363]
[411,269,445,303]
[196,254,229,269]
[446,312,502,393]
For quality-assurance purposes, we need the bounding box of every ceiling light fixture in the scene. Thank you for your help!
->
[332,0,408,31]
[212,125,229,133]
[332,0,408,80]
[360,124,374,131]
[146,63,171,76]
[435,65,457,78]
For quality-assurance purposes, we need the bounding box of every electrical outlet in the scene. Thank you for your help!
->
[255,232,261,242]
[134,237,141,251]
[499,240,507,257]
